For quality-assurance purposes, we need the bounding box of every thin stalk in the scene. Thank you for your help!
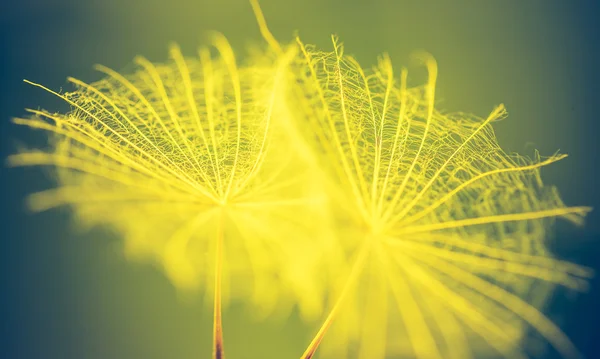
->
[213,208,226,359]
[300,244,369,359]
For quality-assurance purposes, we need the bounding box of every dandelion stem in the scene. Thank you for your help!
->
[249,0,282,53]
[300,243,370,359]
[213,208,226,359]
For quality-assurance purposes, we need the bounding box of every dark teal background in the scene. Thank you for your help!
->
[1,1,599,358]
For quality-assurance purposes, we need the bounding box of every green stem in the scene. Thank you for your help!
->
[300,244,369,359]
[213,209,225,359]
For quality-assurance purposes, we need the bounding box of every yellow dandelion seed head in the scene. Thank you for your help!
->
[10,37,333,322]
[9,1,593,358]
[281,37,592,359]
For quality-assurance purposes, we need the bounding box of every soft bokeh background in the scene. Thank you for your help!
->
[1,0,599,358]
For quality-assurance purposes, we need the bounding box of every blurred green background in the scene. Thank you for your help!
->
[1,0,599,358]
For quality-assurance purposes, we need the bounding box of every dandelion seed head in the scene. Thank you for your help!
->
[10,38,332,321]
[9,1,592,357]
[283,37,592,359]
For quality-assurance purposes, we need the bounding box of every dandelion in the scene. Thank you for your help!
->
[263,27,593,359]
[9,1,593,358]
[9,32,331,358]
